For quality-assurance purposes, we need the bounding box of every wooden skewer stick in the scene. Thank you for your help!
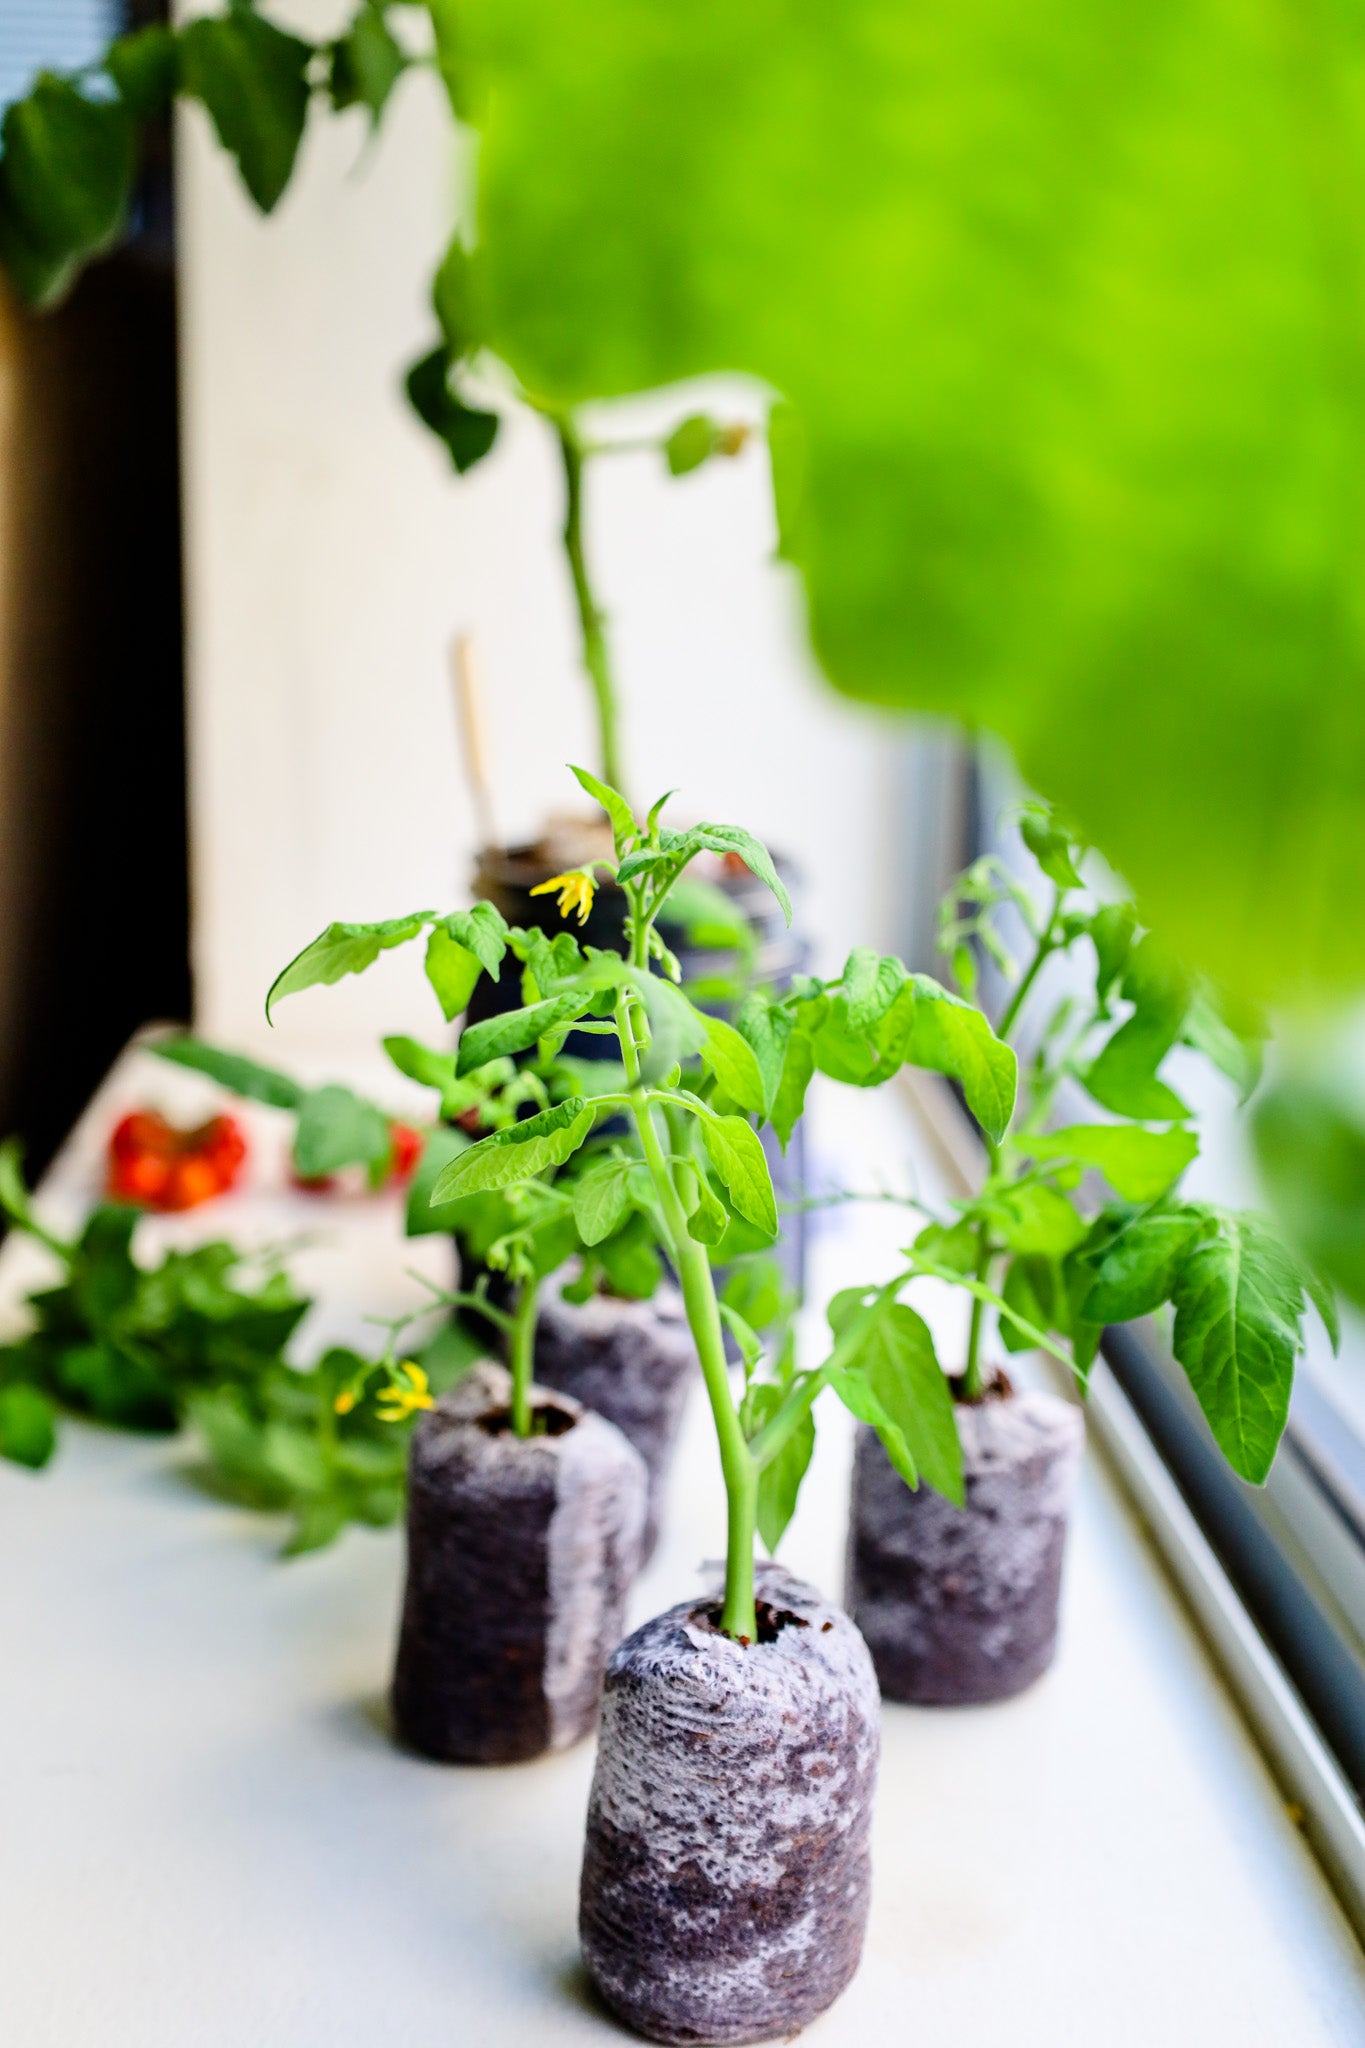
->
[450,633,498,854]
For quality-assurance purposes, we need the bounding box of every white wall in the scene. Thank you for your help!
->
[175,6,902,1059]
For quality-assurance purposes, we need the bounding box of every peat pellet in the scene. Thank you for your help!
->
[534,1282,693,1561]
[848,1385,1084,1706]
[580,1564,880,2045]
[391,1362,647,1764]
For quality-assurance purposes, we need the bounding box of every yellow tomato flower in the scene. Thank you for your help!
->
[530,869,596,925]
[375,1361,436,1425]
[333,1388,357,1416]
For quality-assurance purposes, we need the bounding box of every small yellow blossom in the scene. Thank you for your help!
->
[530,869,596,926]
[333,1388,357,1416]
[375,1362,436,1425]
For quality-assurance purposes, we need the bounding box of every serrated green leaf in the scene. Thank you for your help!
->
[1083,1207,1205,1323]
[267,913,432,1019]
[153,1035,305,1111]
[770,1028,814,1152]
[700,1014,767,1117]
[988,1182,1086,1258]
[569,762,637,846]
[698,1113,777,1237]
[430,1098,594,1200]
[424,903,508,1021]
[744,1380,815,1552]
[1031,1123,1198,1202]
[1170,1210,1306,1483]
[455,990,588,1073]
[879,975,1017,1142]
[572,1159,635,1244]
[670,823,791,926]
[1082,940,1190,1119]
[913,1216,980,1274]
[179,7,312,213]
[828,1298,963,1504]
[842,947,907,1032]
[685,1169,730,1246]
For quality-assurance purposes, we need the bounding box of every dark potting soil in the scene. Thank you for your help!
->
[579,1564,880,2045]
[534,1281,694,1562]
[391,1363,647,1764]
[847,1385,1085,1706]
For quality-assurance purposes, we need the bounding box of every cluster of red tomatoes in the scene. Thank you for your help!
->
[107,1112,421,1213]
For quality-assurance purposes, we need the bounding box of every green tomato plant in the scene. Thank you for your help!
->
[835,803,1338,1486]
[0,0,753,802]
[267,764,1020,1641]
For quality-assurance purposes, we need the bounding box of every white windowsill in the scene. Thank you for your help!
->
[1,1040,1362,2045]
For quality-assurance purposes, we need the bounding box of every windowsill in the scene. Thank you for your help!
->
[1,1040,1362,2043]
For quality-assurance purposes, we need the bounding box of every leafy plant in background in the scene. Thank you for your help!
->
[833,804,1337,1484]
[1253,1045,1365,1318]
[0,1136,465,1550]
[0,0,753,802]
[267,765,1022,1638]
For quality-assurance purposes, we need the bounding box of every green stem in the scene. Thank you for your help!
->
[508,1276,540,1438]
[614,993,758,1640]
[962,1227,994,1400]
[997,885,1063,1041]
[555,415,626,797]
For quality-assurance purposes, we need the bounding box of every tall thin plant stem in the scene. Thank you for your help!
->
[507,1277,540,1438]
[555,415,626,798]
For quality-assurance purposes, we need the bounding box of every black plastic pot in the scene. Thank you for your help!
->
[391,1362,647,1763]
[579,1564,879,2045]
[467,838,810,1294]
[533,1281,693,1563]
[846,1383,1084,1706]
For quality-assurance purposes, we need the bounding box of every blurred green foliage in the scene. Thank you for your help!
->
[459,0,1365,1006]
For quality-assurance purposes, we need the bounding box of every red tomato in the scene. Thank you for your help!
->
[387,1122,423,1184]
[107,1111,248,1212]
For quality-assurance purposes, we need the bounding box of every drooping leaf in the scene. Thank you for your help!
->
[987,1182,1086,1259]
[744,1380,815,1552]
[455,991,588,1073]
[430,1097,595,1200]
[1083,1206,1205,1324]
[0,76,135,307]
[1181,989,1263,1104]
[666,823,791,925]
[827,1295,963,1505]
[698,1113,778,1236]
[879,976,1017,1142]
[842,947,907,1033]
[685,1168,730,1246]
[178,6,313,213]
[913,1216,980,1274]
[699,1014,767,1118]
[1030,1123,1198,1202]
[107,24,180,118]
[1081,941,1190,1120]
[329,3,407,125]
[433,234,483,355]
[425,902,510,1021]
[266,913,432,1019]
[405,347,500,472]
[572,1158,635,1245]
[153,1036,305,1111]
[293,1086,393,1180]
[1170,1210,1307,1483]
[733,995,793,1116]
[770,1028,814,1152]
[1090,904,1137,1006]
